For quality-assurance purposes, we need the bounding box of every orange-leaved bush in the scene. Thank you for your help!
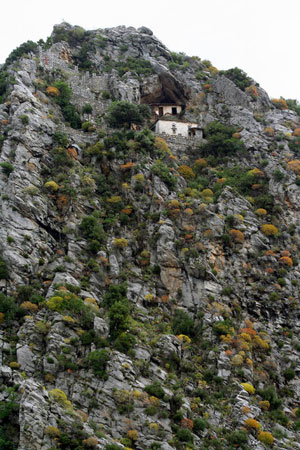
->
[194,158,207,171]
[120,162,134,171]
[278,256,293,267]
[287,160,300,175]
[229,229,245,243]
[154,136,169,153]
[181,418,194,429]
[261,224,278,236]
[20,301,38,312]
[259,400,270,411]
[244,418,260,430]
[271,98,288,110]
[46,86,60,97]
[245,85,258,98]
[67,147,78,159]
[292,128,300,137]
[178,165,195,180]
[264,127,275,137]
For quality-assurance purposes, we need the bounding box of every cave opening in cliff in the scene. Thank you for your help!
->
[140,73,189,117]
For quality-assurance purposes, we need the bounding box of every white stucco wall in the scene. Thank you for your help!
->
[153,105,182,116]
[155,120,199,137]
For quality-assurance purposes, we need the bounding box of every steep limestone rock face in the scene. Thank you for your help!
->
[0,22,300,450]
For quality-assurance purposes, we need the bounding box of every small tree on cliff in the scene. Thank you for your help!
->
[107,101,151,129]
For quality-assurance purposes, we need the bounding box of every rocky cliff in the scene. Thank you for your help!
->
[0,22,300,450]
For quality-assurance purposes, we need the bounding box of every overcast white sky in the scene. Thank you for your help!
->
[1,0,300,101]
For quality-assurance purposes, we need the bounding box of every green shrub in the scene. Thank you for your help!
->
[0,293,25,324]
[144,381,165,400]
[52,147,74,168]
[176,427,193,443]
[20,114,29,125]
[133,128,155,153]
[102,90,110,100]
[257,386,282,410]
[283,368,296,381]
[0,257,8,280]
[82,121,95,132]
[86,349,109,378]
[0,162,14,175]
[108,300,130,339]
[116,57,154,77]
[53,131,68,147]
[171,309,195,337]
[82,104,93,114]
[79,215,106,253]
[273,169,285,181]
[103,283,128,308]
[5,40,38,67]
[269,409,288,426]
[151,160,177,190]
[73,42,94,69]
[219,67,252,91]
[213,319,232,336]
[105,445,123,450]
[0,390,19,450]
[193,417,209,434]
[226,430,248,447]
[46,291,94,328]
[200,122,246,157]
[107,101,151,129]
[52,81,81,129]
[114,331,136,353]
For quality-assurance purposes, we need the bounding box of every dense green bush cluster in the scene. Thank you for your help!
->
[52,81,81,129]
[0,70,9,104]
[86,349,109,378]
[103,56,153,77]
[0,293,25,325]
[151,160,177,190]
[200,121,246,158]
[144,381,166,400]
[168,52,190,72]
[0,162,14,176]
[53,131,68,147]
[214,165,269,198]
[219,67,252,91]
[102,284,136,351]
[79,215,106,254]
[0,389,19,450]
[46,290,94,329]
[4,40,38,67]
[116,56,153,77]
[171,309,195,337]
[0,257,8,280]
[286,98,300,116]
[52,24,86,46]
[107,101,151,129]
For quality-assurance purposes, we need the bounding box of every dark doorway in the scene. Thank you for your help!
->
[172,107,177,115]
[159,107,164,116]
